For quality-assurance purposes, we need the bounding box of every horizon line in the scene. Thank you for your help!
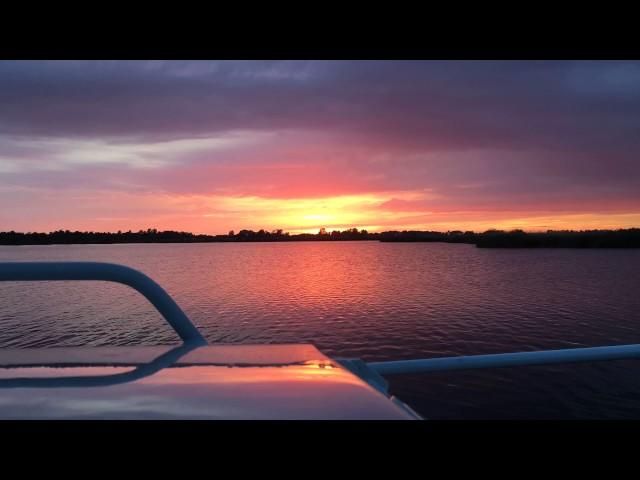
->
[3,226,640,236]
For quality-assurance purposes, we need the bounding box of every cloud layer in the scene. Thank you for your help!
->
[1,60,639,233]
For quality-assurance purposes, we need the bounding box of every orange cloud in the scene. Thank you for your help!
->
[4,185,638,235]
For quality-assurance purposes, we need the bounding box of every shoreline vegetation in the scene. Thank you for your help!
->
[1,228,640,248]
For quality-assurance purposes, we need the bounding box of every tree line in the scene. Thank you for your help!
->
[1,227,640,247]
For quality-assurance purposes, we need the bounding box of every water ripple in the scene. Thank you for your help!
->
[1,242,640,418]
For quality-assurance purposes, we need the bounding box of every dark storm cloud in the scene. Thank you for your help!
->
[1,60,639,155]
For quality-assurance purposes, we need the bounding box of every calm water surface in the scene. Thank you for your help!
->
[1,242,640,419]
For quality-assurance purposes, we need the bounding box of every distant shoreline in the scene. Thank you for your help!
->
[2,228,640,248]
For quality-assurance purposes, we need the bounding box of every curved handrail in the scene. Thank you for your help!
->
[0,262,206,345]
[367,343,640,375]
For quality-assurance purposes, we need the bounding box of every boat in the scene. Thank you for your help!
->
[1,261,639,420]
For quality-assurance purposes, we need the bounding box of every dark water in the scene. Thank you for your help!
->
[1,242,640,419]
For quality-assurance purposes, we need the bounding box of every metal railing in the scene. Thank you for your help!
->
[367,343,640,375]
[0,262,206,345]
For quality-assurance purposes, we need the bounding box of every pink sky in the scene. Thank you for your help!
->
[1,61,639,233]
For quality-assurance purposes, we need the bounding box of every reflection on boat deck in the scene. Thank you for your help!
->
[0,344,421,419]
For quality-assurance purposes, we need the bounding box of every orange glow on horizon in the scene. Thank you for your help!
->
[5,186,640,235]
[147,193,640,234]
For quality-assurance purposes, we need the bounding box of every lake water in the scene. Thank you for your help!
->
[1,242,640,419]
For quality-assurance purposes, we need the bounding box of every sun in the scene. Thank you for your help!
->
[206,193,388,233]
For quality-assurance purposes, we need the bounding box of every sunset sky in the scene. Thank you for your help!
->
[1,60,639,234]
